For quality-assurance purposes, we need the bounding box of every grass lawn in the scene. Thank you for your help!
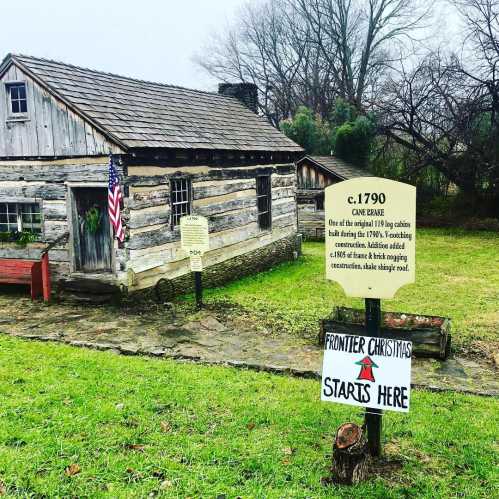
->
[206,228,499,351]
[0,336,498,498]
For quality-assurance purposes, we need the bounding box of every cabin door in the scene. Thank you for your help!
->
[71,188,113,273]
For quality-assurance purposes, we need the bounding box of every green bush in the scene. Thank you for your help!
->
[333,115,375,166]
[280,106,332,155]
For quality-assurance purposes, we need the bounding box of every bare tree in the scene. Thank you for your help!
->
[196,0,337,124]
[196,0,430,122]
[453,0,499,210]
[377,53,481,191]
[378,0,499,210]
[454,0,499,66]
[294,0,430,108]
[197,0,498,210]
[452,1,499,126]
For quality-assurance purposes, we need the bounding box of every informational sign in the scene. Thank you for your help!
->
[180,215,209,256]
[321,332,412,413]
[189,255,203,272]
[325,177,416,299]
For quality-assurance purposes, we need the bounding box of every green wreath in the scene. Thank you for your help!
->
[84,206,101,234]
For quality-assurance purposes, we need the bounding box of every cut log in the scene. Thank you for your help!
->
[331,423,370,485]
[335,423,361,449]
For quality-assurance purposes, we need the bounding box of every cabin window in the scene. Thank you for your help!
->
[171,177,191,227]
[316,195,324,211]
[0,203,41,236]
[256,175,272,230]
[6,82,28,115]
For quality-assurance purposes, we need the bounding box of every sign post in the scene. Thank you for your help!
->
[194,269,203,308]
[324,177,416,457]
[180,215,209,309]
[364,297,382,456]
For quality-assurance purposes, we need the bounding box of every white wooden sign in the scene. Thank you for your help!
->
[321,332,412,413]
[325,177,416,299]
[189,255,203,272]
[180,215,209,256]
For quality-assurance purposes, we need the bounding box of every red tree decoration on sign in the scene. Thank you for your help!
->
[356,356,378,382]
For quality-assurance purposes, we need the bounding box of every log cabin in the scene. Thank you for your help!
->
[0,54,303,300]
[297,155,366,239]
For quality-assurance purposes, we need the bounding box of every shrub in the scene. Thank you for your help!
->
[333,115,375,166]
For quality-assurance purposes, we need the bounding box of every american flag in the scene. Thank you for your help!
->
[108,156,125,242]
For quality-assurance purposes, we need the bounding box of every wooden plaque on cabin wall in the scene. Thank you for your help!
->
[325,177,416,299]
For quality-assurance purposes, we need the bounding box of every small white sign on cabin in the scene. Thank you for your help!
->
[325,177,416,299]
[321,332,412,413]
[180,215,210,256]
[189,255,203,272]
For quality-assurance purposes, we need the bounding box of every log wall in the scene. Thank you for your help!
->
[0,157,299,295]
[0,157,125,282]
[298,204,326,240]
[296,160,342,240]
[124,163,298,292]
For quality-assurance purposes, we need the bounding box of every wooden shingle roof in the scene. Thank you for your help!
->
[3,54,302,153]
[300,155,367,179]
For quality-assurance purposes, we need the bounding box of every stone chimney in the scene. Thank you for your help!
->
[218,82,259,114]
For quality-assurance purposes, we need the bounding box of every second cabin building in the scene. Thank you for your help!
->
[296,155,367,239]
[0,54,303,299]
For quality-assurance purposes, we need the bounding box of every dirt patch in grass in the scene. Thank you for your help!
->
[370,455,404,480]
[463,340,499,367]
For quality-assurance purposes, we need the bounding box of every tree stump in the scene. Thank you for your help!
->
[331,423,370,485]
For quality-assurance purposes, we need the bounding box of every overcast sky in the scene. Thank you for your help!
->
[0,0,245,91]
[1,0,462,92]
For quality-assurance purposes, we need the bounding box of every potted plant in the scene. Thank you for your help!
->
[0,230,45,259]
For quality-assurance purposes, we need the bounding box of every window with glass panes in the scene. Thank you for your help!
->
[7,83,27,114]
[0,203,41,236]
[170,178,191,227]
[256,175,272,230]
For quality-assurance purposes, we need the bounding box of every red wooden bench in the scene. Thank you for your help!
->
[0,253,51,301]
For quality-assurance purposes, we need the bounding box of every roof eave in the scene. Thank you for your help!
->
[127,145,303,155]
[0,53,14,81]
[298,155,348,180]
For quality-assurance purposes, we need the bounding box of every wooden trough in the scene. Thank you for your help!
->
[320,307,451,360]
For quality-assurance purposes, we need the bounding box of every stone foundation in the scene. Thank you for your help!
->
[130,233,301,302]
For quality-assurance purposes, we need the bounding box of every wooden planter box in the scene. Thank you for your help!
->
[320,307,451,360]
[0,242,45,260]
